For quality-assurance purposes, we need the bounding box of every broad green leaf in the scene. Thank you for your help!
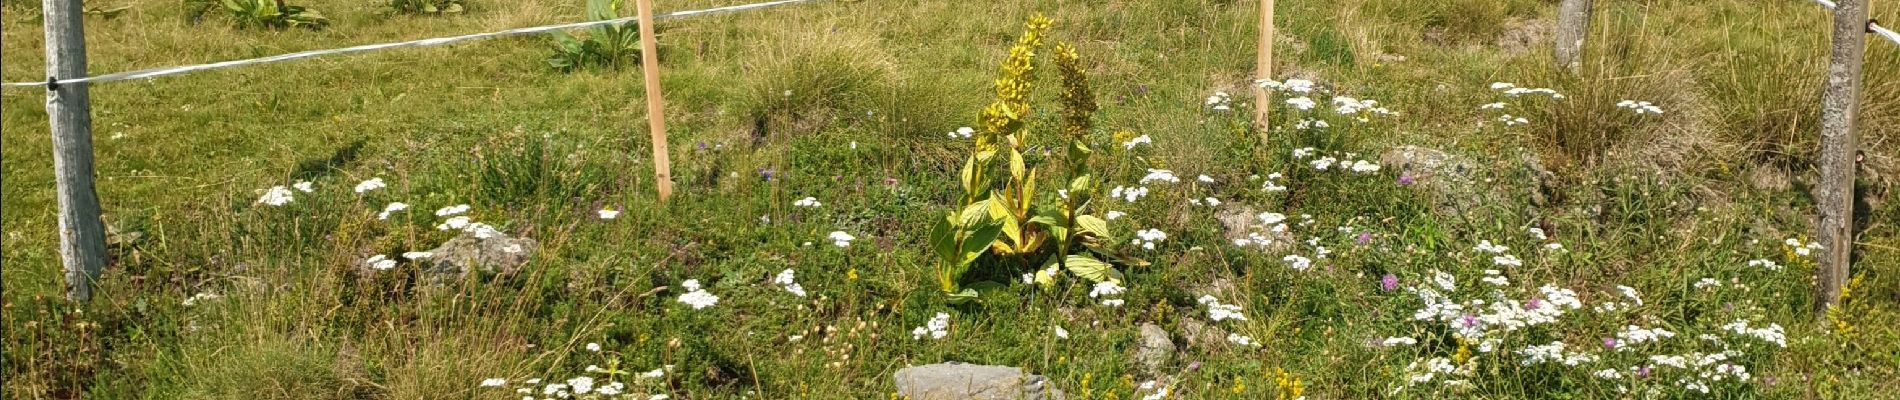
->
[959,201,990,227]
[1009,149,1026,183]
[1068,174,1094,196]
[1062,254,1122,283]
[946,288,980,304]
[1028,208,1065,228]
[1020,167,1037,211]
[1075,215,1110,238]
[928,213,958,262]
[960,218,1005,266]
[959,156,977,194]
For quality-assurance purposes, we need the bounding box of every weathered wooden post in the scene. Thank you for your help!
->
[635,0,674,200]
[1815,0,1866,314]
[1253,0,1274,137]
[1554,0,1593,74]
[42,0,110,302]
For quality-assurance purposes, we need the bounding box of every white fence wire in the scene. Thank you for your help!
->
[0,0,815,89]
[1813,0,1900,46]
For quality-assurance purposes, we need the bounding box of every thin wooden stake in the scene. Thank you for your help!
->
[1253,0,1274,137]
[1816,0,1867,315]
[42,0,110,302]
[635,0,673,201]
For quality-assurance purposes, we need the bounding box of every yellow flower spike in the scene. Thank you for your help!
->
[1452,339,1472,365]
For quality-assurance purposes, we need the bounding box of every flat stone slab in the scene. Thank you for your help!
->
[894,362,1065,400]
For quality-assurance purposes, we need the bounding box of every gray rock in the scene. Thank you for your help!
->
[893,362,1065,400]
[413,231,536,280]
[1178,317,1230,351]
[1135,323,1176,377]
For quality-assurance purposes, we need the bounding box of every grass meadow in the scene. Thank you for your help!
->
[2,0,1898,398]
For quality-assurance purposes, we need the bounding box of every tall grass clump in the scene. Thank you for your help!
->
[737,31,898,143]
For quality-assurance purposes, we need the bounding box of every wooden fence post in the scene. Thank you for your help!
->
[1554,0,1593,74]
[1815,0,1866,315]
[1253,0,1274,137]
[42,0,110,302]
[635,0,674,201]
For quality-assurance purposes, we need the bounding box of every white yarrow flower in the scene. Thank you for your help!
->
[378,202,409,220]
[354,177,386,193]
[828,231,856,248]
[257,186,295,206]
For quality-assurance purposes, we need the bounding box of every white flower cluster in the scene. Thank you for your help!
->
[828,231,855,248]
[1187,197,1222,207]
[1090,281,1127,307]
[1138,380,1171,400]
[486,363,669,400]
[1497,114,1531,126]
[1282,254,1314,271]
[364,254,397,270]
[434,204,503,239]
[1256,78,1316,93]
[1332,96,1395,121]
[1294,118,1330,130]
[1205,91,1233,111]
[1292,148,1380,174]
[1518,341,1599,366]
[1492,82,1565,99]
[948,126,975,139]
[1139,169,1180,184]
[1197,295,1247,321]
[912,312,950,340]
[1783,238,1822,257]
[1260,172,1288,192]
[1109,186,1150,203]
[1615,325,1677,349]
[1227,332,1257,346]
[257,186,296,206]
[1121,134,1152,150]
[1285,96,1318,111]
[1721,319,1786,348]
[1232,212,1289,249]
[378,202,409,220]
[677,279,719,309]
[793,197,822,208]
[1745,259,1781,271]
[1131,228,1167,250]
[1402,356,1475,387]
[1616,100,1663,115]
[774,269,806,297]
[353,177,386,193]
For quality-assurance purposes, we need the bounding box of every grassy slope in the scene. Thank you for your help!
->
[2,0,1897,398]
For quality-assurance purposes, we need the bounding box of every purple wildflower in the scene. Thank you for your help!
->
[1603,338,1619,350]
[1356,232,1373,245]
[1398,174,1416,185]
[1380,274,1399,292]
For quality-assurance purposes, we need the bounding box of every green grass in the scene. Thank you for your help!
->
[3,0,1898,398]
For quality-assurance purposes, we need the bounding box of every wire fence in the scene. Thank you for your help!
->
[0,0,816,89]
[1813,0,1900,45]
